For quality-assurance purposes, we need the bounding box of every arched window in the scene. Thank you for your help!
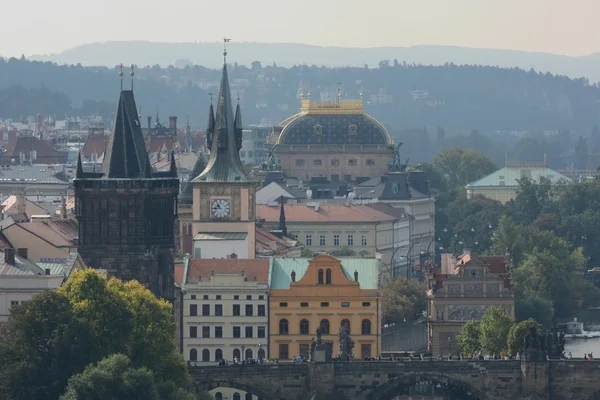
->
[318,269,324,284]
[361,319,372,335]
[245,348,253,360]
[320,319,330,335]
[233,348,241,360]
[300,319,310,335]
[215,348,223,361]
[233,393,241,400]
[189,348,197,361]
[214,393,223,400]
[245,393,253,400]
[202,349,210,362]
[341,319,351,333]
[326,269,332,284]
[258,348,266,360]
[279,318,289,334]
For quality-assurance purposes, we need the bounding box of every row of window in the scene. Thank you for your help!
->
[189,304,266,317]
[189,348,266,363]
[240,151,254,158]
[278,318,371,335]
[279,301,371,308]
[295,159,376,168]
[189,294,265,301]
[214,393,253,400]
[189,325,266,339]
[301,234,367,247]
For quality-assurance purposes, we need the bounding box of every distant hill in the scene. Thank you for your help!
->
[2,56,600,144]
[30,41,600,82]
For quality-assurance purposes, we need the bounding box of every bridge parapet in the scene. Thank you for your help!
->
[190,360,600,400]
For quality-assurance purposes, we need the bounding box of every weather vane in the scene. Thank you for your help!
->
[223,37,231,63]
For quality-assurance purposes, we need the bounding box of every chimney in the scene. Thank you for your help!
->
[5,248,15,264]
[169,116,178,133]
[17,248,28,259]
[147,116,152,130]
[16,188,26,215]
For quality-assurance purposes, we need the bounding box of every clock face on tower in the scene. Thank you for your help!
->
[211,199,230,218]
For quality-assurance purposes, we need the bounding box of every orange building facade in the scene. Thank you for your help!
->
[268,255,381,361]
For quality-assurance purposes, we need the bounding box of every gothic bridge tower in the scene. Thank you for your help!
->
[74,79,179,300]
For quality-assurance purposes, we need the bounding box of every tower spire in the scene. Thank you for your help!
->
[130,64,135,91]
[119,63,124,91]
[279,196,287,237]
[223,37,231,64]
[76,152,84,179]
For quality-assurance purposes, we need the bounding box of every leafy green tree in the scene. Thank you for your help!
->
[0,270,192,400]
[514,291,554,327]
[381,277,426,324]
[330,248,356,257]
[479,307,512,355]
[490,216,528,267]
[433,147,497,189]
[507,319,542,356]
[457,320,481,355]
[506,177,554,226]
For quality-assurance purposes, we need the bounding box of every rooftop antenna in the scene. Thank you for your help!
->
[119,63,124,91]
[223,37,231,64]
[130,64,135,91]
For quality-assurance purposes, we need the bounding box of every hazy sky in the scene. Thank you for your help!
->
[1,0,598,58]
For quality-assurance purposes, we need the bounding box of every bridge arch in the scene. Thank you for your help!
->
[368,371,488,400]
[194,379,275,400]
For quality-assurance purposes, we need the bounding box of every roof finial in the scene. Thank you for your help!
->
[360,84,364,102]
[119,63,124,91]
[209,92,213,104]
[138,106,142,120]
[337,82,342,103]
[130,64,135,91]
[300,89,304,100]
[504,153,508,167]
[237,92,240,103]
[223,37,231,64]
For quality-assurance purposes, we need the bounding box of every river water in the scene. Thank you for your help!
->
[564,337,600,358]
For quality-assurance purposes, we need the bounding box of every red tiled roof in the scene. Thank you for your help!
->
[257,204,396,223]
[82,135,106,158]
[174,262,185,287]
[186,259,269,284]
[2,136,63,161]
[455,254,507,275]
[146,137,174,153]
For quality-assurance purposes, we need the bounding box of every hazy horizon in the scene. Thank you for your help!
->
[2,0,599,58]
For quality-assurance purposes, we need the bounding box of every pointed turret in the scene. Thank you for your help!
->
[279,196,287,237]
[102,91,150,178]
[193,63,252,184]
[169,150,177,177]
[206,100,215,151]
[179,153,206,204]
[76,152,84,179]
[234,97,243,151]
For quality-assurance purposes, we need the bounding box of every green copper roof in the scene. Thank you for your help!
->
[466,166,571,188]
[192,63,253,184]
[268,257,380,290]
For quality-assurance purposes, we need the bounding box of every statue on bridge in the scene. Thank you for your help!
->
[524,323,565,360]
[338,321,355,361]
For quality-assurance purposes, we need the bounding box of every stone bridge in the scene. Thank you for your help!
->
[190,360,600,400]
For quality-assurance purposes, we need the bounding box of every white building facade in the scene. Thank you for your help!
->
[181,259,270,365]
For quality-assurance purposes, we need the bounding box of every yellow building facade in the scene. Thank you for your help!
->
[269,255,381,361]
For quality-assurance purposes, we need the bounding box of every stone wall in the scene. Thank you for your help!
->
[190,360,600,400]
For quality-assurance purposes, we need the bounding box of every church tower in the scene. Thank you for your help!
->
[190,55,256,259]
[74,86,179,300]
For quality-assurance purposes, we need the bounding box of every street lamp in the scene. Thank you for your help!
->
[448,336,451,359]
[241,345,245,363]
[404,242,420,279]
[258,343,262,361]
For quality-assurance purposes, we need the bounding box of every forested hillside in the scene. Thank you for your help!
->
[1,57,599,166]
